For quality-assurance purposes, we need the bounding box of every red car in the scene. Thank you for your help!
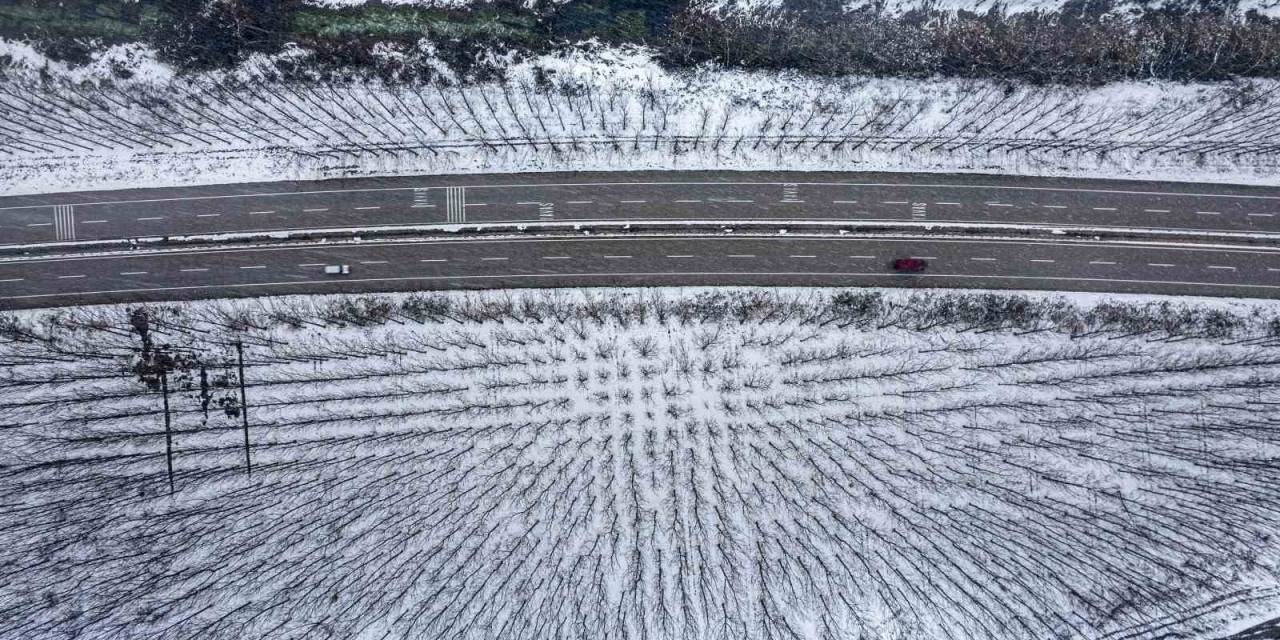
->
[892,258,928,273]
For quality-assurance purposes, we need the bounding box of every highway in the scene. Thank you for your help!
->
[3,171,1280,245]
[3,171,1280,309]
[4,235,1280,309]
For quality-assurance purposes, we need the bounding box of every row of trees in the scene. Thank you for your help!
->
[666,2,1280,84]
[5,0,1280,83]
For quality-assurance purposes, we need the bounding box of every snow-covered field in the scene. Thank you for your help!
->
[2,287,1279,639]
[2,43,1279,195]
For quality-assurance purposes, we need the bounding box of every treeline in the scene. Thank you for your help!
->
[666,1,1280,83]
[3,0,1280,83]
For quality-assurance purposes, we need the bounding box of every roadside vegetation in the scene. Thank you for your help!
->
[1,288,1279,639]
[2,0,1280,83]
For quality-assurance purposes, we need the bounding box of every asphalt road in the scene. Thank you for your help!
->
[5,234,1280,309]
[3,171,1280,245]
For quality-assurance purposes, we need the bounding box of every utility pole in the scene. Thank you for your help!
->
[237,341,252,475]
[161,370,174,495]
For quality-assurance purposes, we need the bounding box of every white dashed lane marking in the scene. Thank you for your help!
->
[419,259,447,263]
[1148,263,1175,268]
[360,260,389,265]
[480,257,508,261]
[1090,261,1117,265]
[239,265,266,270]
[249,210,274,215]
[137,217,164,221]
[120,271,148,276]
[26,223,51,227]
[1208,266,1237,271]
[82,220,107,224]
[1030,259,1056,263]
[542,256,571,260]
[180,268,208,272]
[303,208,329,212]
[604,255,632,259]
[196,213,221,218]
[1144,209,1170,213]
[0,278,25,282]
[355,206,381,211]
[666,255,694,258]
[790,255,816,259]
[971,257,997,262]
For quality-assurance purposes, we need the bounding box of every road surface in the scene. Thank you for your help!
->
[4,234,1280,309]
[3,171,1280,245]
[3,171,1280,309]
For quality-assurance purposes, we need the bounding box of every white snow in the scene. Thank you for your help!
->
[1,43,1277,195]
[1,286,1279,639]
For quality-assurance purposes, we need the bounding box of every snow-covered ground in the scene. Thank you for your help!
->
[2,287,1279,639]
[2,42,1278,195]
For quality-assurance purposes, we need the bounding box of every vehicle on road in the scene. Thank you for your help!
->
[892,258,928,273]
[324,264,351,275]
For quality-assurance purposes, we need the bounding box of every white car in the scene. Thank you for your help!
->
[323,264,351,275]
